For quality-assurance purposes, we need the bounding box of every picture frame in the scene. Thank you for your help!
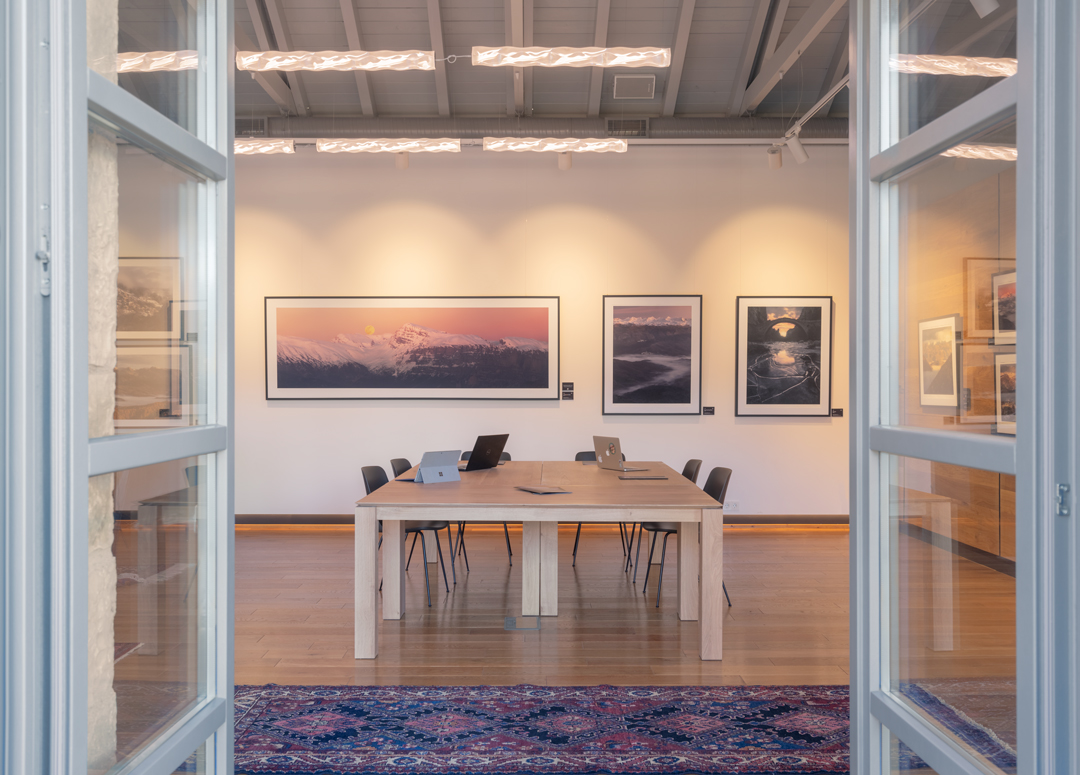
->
[265,297,560,400]
[117,257,181,339]
[114,345,192,428]
[991,270,1017,346]
[735,296,833,417]
[994,351,1016,436]
[602,295,702,415]
[963,257,1016,341]
[918,314,962,408]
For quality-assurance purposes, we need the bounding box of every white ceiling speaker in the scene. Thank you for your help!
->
[767,146,783,170]
[613,75,656,100]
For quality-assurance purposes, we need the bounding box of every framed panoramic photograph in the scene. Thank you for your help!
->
[117,257,181,339]
[918,315,962,408]
[602,295,701,415]
[114,345,191,428]
[963,257,1016,341]
[735,296,833,417]
[265,297,560,400]
[994,351,1017,436]
[991,269,1017,346]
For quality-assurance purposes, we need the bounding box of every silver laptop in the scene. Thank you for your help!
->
[592,436,648,472]
[411,450,462,483]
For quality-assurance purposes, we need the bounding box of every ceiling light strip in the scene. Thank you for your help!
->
[317,138,461,153]
[472,46,670,69]
[941,143,1017,161]
[483,137,627,153]
[117,51,199,73]
[234,139,295,155]
[236,50,435,72]
[889,53,1017,77]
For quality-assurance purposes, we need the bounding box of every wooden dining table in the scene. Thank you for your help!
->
[354,460,724,660]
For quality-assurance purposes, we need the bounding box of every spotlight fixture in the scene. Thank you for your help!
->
[234,138,294,155]
[786,134,810,164]
[941,143,1017,161]
[472,46,670,69]
[316,138,461,153]
[117,50,198,73]
[889,54,1016,78]
[482,137,627,153]
[767,146,783,170]
[236,50,435,72]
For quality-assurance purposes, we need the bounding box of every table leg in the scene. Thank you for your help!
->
[700,507,723,660]
[354,506,379,658]
[382,519,406,620]
[677,520,700,621]
[136,504,160,656]
[539,521,559,616]
[521,522,541,616]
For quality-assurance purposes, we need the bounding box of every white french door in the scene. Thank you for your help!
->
[850,0,1079,774]
[2,0,234,773]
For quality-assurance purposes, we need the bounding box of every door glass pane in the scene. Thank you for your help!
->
[886,120,1016,436]
[88,124,209,439]
[888,731,942,773]
[888,0,1017,144]
[87,0,205,135]
[173,743,207,774]
[887,455,1017,774]
[88,455,210,774]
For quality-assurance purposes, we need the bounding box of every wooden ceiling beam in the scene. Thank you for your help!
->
[427,0,451,116]
[586,0,612,117]
[726,0,771,116]
[661,0,697,117]
[339,0,376,116]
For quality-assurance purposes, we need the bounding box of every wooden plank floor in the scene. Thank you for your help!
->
[235,524,851,686]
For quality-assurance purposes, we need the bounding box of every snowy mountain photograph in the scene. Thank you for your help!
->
[265,297,560,400]
[117,257,180,339]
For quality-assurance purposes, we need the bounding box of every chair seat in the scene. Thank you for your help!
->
[404,520,450,531]
[640,522,680,533]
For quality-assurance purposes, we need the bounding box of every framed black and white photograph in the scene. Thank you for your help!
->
[994,351,1016,436]
[602,295,701,415]
[117,257,181,339]
[114,345,191,428]
[963,257,1015,341]
[736,296,833,417]
[265,297,560,400]
[991,269,1017,346]
[918,315,962,408]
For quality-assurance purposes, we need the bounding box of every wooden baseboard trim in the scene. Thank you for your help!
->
[236,513,850,526]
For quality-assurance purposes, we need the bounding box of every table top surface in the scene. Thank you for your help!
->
[357,461,720,509]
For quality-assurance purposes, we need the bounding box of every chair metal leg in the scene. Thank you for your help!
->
[655,533,672,608]
[618,522,627,555]
[723,581,732,607]
[642,532,659,593]
[572,523,582,567]
[624,523,638,572]
[406,532,419,570]
[433,530,450,592]
[419,533,432,607]
[456,522,470,572]
[633,526,646,583]
[503,523,513,565]
[443,526,456,584]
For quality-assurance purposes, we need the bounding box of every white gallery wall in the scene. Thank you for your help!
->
[234,144,850,517]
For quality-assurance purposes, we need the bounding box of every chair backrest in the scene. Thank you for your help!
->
[390,458,412,477]
[461,450,511,461]
[574,450,625,462]
[702,467,733,505]
[362,465,389,495]
[681,459,703,484]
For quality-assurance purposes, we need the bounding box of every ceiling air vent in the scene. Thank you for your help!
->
[235,117,267,137]
[606,118,649,138]
[612,74,655,100]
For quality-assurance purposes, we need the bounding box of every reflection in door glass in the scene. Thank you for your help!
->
[887,456,1016,774]
[888,731,942,773]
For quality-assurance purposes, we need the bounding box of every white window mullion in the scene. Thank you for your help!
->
[869,426,1018,475]
[88,425,228,476]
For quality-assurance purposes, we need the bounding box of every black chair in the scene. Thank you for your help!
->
[640,466,733,608]
[362,465,455,607]
[625,459,702,573]
[390,457,413,478]
[571,450,631,566]
[456,451,514,567]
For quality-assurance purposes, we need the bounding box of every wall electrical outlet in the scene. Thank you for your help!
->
[724,501,740,513]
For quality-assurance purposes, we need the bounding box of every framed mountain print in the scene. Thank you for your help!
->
[994,351,1016,436]
[918,314,962,408]
[991,269,1017,346]
[602,295,702,415]
[265,297,560,400]
[117,257,181,339]
[736,296,833,417]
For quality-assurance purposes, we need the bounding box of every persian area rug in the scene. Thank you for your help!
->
[234,684,850,775]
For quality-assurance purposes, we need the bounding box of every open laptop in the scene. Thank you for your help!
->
[402,450,462,483]
[592,436,648,472]
[460,433,510,471]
